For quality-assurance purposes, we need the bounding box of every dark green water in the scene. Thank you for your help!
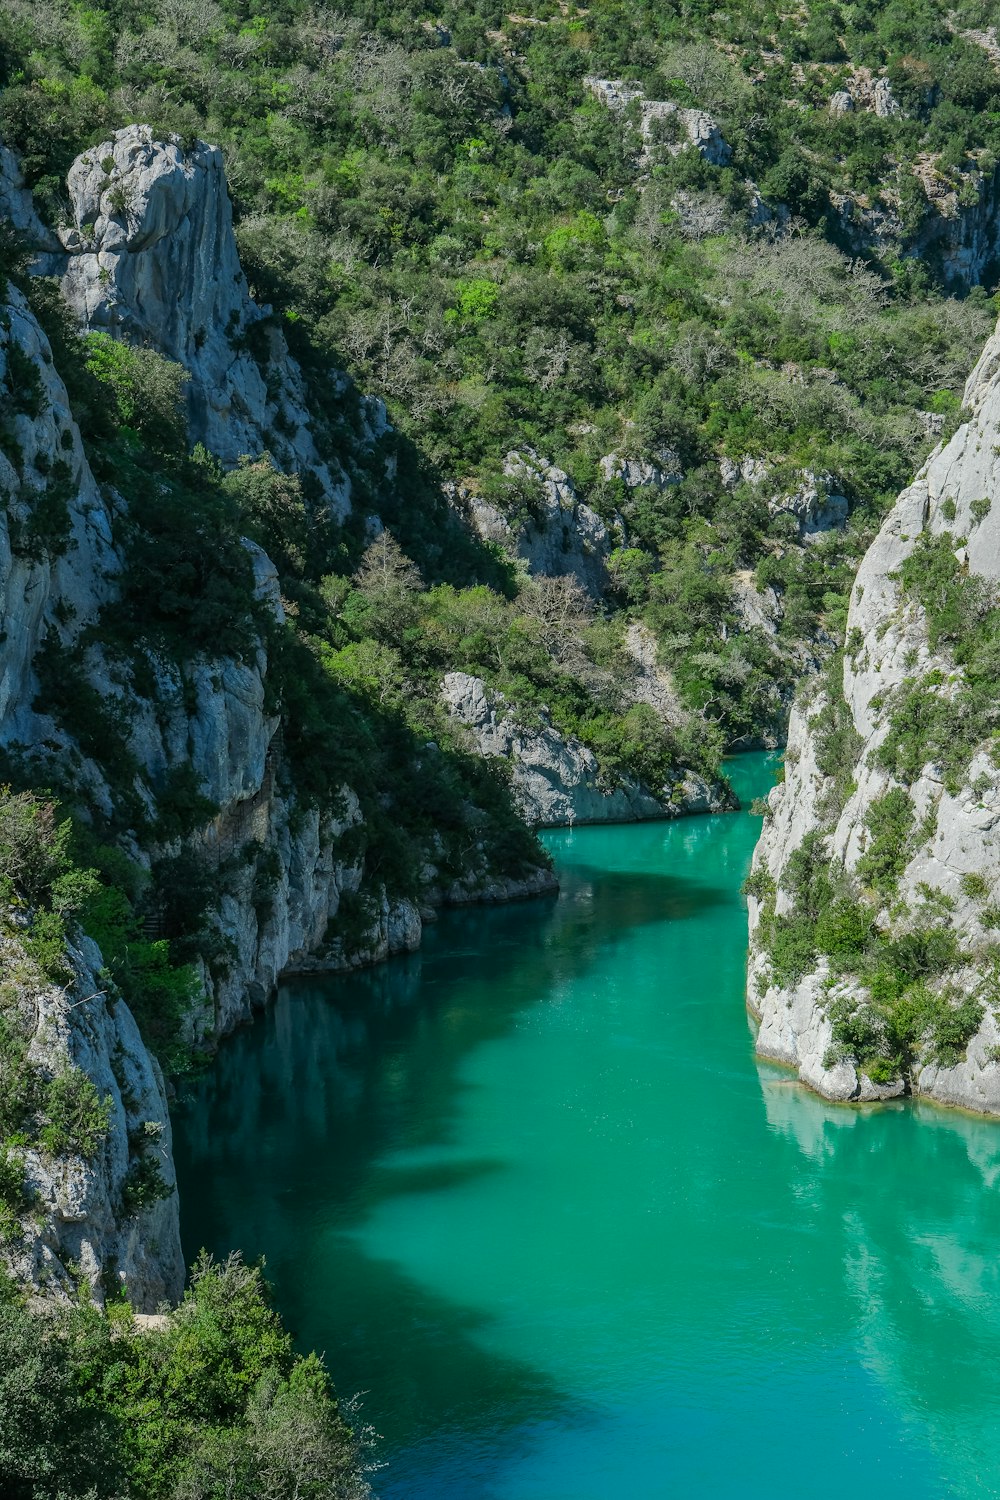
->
[174,754,1000,1498]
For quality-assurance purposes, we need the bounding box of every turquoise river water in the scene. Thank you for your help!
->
[174,754,1000,1498]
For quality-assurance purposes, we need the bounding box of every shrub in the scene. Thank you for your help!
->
[83,334,189,454]
[121,1151,173,1217]
[39,1068,111,1160]
[960,871,989,902]
[856,788,915,895]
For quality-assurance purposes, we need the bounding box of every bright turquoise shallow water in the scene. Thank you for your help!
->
[174,754,1000,1498]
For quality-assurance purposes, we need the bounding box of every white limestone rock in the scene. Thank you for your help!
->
[57,127,350,516]
[583,77,731,167]
[0,288,118,742]
[0,144,60,250]
[873,77,901,118]
[747,313,1000,1115]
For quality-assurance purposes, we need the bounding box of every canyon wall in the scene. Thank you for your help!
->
[747,318,1000,1114]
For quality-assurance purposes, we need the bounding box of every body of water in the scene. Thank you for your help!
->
[174,755,1000,1497]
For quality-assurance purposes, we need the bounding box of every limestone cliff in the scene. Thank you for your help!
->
[747,316,1000,1115]
[442,671,730,825]
[2,922,183,1310]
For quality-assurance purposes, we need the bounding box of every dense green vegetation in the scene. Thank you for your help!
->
[3,0,999,753]
[746,825,987,1084]
[0,1253,374,1500]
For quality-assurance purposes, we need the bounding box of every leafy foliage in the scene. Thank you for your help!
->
[754,817,983,1082]
[0,1255,374,1500]
[2,0,997,757]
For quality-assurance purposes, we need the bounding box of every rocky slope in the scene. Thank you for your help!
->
[443,671,729,825]
[747,314,1000,1115]
[0,132,557,1304]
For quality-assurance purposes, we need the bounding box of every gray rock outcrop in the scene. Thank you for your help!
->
[0,146,59,250]
[0,287,118,737]
[600,450,682,491]
[720,457,849,539]
[461,449,616,595]
[55,127,351,516]
[872,77,901,118]
[746,314,1000,1115]
[583,78,731,166]
[442,671,726,825]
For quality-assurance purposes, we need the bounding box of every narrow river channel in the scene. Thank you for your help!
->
[174,753,1000,1498]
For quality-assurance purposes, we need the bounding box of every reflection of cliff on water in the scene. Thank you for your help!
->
[178,856,727,1178]
[756,1060,1000,1496]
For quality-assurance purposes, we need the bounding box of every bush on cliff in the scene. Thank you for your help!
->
[0,1254,375,1500]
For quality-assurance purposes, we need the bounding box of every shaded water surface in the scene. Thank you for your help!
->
[174,755,1000,1497]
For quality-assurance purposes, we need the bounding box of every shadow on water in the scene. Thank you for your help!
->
[173,772,772,1495]
[176,856,729,1221]
[177,867,724,1483]
[176,952,591,1489]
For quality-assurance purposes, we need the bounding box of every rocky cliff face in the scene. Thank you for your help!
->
[0,272,380,1048]
[3,923,183,1310]
[53,126,352,515]
[442,671,731,825]
[747,316,1000,1115]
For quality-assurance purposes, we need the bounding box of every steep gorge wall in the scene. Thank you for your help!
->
[0,132,555,1306]
[747,316,1000,1115]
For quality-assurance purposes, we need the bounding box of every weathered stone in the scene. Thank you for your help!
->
[599,450,682,490]
[442,670,731,825]
[583,78,731,166]
[873,77,900,117]
[56,127,352,516]
[747,313,1000,1115]
[458,449,616,596]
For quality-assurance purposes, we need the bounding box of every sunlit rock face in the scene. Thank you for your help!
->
[57,125,351,516]
[747,316,1000,1114]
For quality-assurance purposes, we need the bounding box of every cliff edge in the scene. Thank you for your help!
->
[747,316,1000,1114]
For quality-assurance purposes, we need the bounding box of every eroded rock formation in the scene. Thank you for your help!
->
[55,126,352,514]
[442,671,729,825]
[747,316,1000,1114]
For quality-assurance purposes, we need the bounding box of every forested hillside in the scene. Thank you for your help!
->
[3,0,999,754]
